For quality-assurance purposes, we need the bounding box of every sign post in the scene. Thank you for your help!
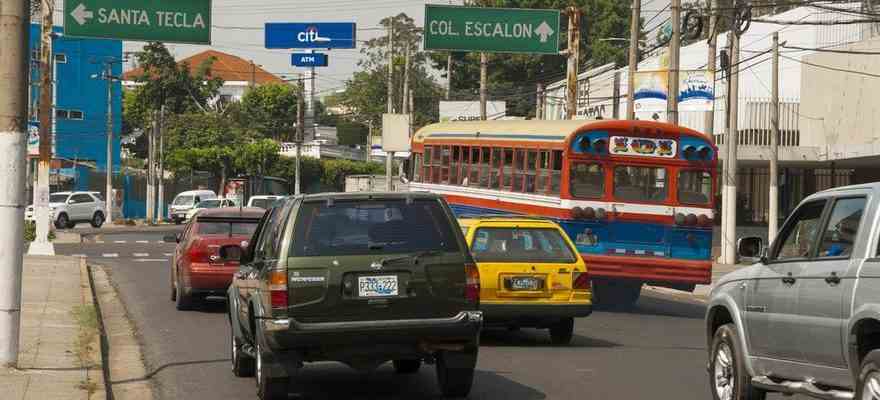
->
[63,0,212,44]
[424,5,560,54]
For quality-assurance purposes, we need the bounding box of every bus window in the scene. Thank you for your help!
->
[490,148,502,189]
[502,148,514,190]
[513,149,526,192]
[525,150,538,193]
[538,150,551,194]
[450,146,460,185]
[432,146,442,183]
[413,153,422,183]
[423,146,433,183]
[480,147,491,188]
[457,146,469,185]
[678,170,712,205]
[570,162,604,199]
[550,150,563,195]
[441,146,451,184]
[614,166,668,203]
[469,147,481,187]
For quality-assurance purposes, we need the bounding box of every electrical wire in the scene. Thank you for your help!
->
[781,53,880,78]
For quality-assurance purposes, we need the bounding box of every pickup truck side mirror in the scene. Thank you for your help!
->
[737,236,766,264]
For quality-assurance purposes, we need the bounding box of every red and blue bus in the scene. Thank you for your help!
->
[409,119,717,306]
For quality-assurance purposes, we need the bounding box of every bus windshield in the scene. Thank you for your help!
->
[613,166,668,203]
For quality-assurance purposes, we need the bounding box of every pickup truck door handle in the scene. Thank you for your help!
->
[782,273,796,285]
[825,272,841,285]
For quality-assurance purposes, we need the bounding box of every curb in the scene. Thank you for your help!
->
[644,285,709,303]
[85,260,112,400]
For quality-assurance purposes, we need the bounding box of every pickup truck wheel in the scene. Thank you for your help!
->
[549,317,574,345]
[393,359,421,374]
[436,352,475,398]
[710,324,766,400]
[90,212,104,228]
[255,340,287,400]
[230,325,255,377]
[856,349,880,400]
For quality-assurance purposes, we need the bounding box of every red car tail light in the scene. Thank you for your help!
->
[465,263,480,303]
[187,246,212,264]
[572,271,591,290]
[268,270,288,309]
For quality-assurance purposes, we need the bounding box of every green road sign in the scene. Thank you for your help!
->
[63,0,211,44]
[424,5,560,54]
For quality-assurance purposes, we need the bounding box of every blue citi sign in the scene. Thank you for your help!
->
[265,22,356,49]
[292,53,329,67]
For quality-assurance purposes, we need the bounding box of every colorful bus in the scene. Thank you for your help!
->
[409,120,717,306]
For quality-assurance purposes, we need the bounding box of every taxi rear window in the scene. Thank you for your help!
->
[470,227,577,264]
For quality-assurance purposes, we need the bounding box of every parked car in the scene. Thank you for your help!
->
[458,215,592,345]
[706,182,880,400]
[166,207,264,310]
[169,190,217,224]
[222,193,483,399]
[184,198,238,221]
[26,191,106,229]
[246,195,281,209]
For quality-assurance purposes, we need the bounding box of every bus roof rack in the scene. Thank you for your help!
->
[456,213,553,221]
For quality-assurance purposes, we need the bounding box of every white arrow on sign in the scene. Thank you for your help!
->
[71,3,94,26]
[535,21,554,43]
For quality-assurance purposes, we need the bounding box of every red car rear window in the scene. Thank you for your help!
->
[197,221,258,237]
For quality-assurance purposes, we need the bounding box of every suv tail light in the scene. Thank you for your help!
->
[465,263,480,303]
[268,270,288,309]
[572,271,591,290]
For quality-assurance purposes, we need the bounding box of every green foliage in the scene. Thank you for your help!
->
[336,121,369,146]
[234,139,281,176]
[238,83,299,140]
[269,156,384,193]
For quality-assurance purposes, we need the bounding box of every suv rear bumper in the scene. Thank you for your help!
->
[480,303,592,325]
[261,311,483,350]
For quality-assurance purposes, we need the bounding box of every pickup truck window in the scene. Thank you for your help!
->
[817,197,866,258]
[774,200,826,261]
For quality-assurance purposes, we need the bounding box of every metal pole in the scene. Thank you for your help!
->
[402,46,410,114]
[32,0,53,255]
[613,71,621,119]
[769,32,780,244]
[105,64,113,223]
[705,0,719,140]
[626,0,640,120]
[565,7,581,120]
[446,52,453,100]
[479,52,487,120]
[0,0,30,367]
[387,22,394,114]
[668,0,681,125]
[157,105,165,222]
[536,83,544,120]
[386,151,394,191]
[723,33,741,265]
[296,76,304,196]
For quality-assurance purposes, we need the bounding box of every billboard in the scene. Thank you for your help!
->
[633,70,715,113]
[439,101,506,122]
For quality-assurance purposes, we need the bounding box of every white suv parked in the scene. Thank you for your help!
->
[26,191,106,229]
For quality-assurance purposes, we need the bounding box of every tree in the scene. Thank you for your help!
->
[336,121,369,146]
[428,0,632,118]
[129,42,223,114]
[238,83,299,141]
[163,112,246,191]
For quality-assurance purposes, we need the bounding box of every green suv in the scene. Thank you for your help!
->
[224,192,483,399]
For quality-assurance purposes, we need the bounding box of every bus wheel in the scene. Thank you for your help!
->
[593,280,642,309]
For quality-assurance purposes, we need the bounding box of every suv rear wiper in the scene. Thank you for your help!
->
[379,250,443,266]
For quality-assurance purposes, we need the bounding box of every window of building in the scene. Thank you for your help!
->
[570,162,604,199]
[613,166,668,203]
[55,109,69,119]
[54,53,67,63]
[68,110,84,120]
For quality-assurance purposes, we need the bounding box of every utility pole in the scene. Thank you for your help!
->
[0,0,30,367]
[769,32,780,244]
[386,21,394,114]
[705,0,719,140]
[668,0,681,125]
[722,31,741,265]
[402,45,410,114]
[157,105,165,222]
[103,63,113,224]
[479,53,488,120]
[536,83,544,120]
[295,76,304,196]
[446,52,453,100]
[613,71,622,119]
[565,6,581,120]
[626,0,640,120]
[31,0,54,255]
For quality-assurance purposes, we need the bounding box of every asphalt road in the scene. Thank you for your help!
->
[56,229,801,400]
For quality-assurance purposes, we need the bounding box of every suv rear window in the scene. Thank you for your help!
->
[470,227,577,264]
[292,199,461,257]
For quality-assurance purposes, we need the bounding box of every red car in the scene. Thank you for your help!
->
[168,207,264,310]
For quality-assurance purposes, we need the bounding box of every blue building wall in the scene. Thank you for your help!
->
[29,24,122,171]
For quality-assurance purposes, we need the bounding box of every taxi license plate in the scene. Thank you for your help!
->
[510,277,541,291]
[358,275,399,297]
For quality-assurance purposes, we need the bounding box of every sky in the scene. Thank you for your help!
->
[104,0,671,97]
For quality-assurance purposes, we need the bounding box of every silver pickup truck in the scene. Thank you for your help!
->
[706,183,880,400]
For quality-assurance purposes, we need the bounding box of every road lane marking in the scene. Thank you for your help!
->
[133,253,149,257]
[163,253,174,257]
[133,259,167,263]
[102,253,118,258]
[70,254,86,258]
[114,240,126,244]
[136,240,149,244]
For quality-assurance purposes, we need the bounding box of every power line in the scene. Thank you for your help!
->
[782,44,880,54]
[781,54,880,78]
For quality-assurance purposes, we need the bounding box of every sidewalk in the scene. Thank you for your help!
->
[0,255,103,400]
[646,262,746,302]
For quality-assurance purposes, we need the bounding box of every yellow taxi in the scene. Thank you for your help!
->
[458,215,592,344]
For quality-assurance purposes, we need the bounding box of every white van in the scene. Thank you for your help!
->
[168,190,217,224]
[246,195,282,209]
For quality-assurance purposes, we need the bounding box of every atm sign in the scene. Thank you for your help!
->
[291,52,329,67]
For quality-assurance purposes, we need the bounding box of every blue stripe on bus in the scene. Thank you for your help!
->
[449,203,712,261]
[427,133,568,140]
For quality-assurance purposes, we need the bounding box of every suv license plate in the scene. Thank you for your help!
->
[510,277,541,291]
[358,275,399,297]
